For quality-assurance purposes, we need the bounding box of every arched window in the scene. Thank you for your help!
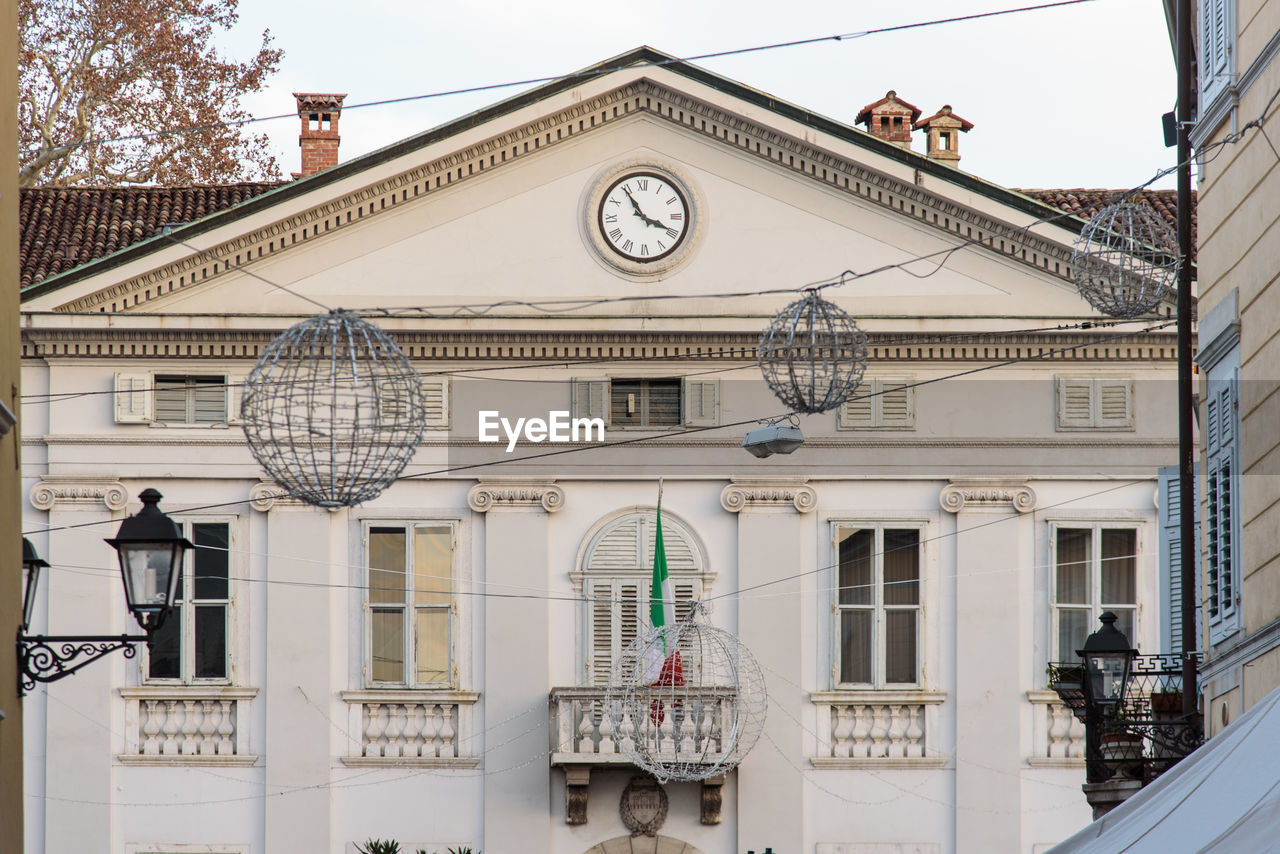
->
[574,509,712,685]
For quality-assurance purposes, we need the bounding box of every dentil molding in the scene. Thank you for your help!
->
[719,480,816,513]
[29,477,128,511]
[467,480,565,513]
[939,479,1037,514]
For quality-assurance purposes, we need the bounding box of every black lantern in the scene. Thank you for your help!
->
[17,487,193,695]
[104,488,193,632]
[1078,611,1137,714]
[21,537,49,631]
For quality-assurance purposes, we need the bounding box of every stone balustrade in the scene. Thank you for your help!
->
[340,690,480,767]
[809,690,948,768]
[550,686,736,765]
[119,686,258,765]
[1027,690,1086,766]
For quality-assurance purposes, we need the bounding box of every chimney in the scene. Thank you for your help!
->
[293,92,347,178]
[914,106,973,164]
[855,90,921,149]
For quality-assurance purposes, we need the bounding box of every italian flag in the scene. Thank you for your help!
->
[646,486,683,724]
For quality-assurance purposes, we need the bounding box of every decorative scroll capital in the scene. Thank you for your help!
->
[467,480,564,513]
[29,478,128,512]
[719,480,816,514]
[248,481,309,512]
[939,480,1037,514]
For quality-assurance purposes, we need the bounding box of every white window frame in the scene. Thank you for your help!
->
[113,371,243,427]
[829,521,926,689]
[142,517,238,685]
[573,509,711,686]
[1048,521,1142,664]
[362,520,459,689]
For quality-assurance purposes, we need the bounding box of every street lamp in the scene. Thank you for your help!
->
[1078,611,1137,715]
[17,488,193,695]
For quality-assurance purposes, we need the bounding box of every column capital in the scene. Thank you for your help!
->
[720,479,816,514]
[29,477,128,512]
[467,479,564,513]
[248,481,314,512]
[939,479,1036,514]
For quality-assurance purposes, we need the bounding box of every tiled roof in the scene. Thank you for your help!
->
[19,183,282,290]
[18,183,1196,292]
[1017,188,1194,261]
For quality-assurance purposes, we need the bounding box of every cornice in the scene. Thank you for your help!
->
[720,479,816,513]
[20,326,1180,364]
[29,477,128,511]
[41,78,1088,316]
[467,479,564,513]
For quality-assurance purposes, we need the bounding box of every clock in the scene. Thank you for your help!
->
[582,161,703,278]
[597,171,689,262]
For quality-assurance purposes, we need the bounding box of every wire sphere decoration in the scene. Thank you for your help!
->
[1070,201,1179,319]
[240,310,427,508]
[603,604,767,783]
[758,290,869,414]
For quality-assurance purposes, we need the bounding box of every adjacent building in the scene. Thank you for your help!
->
[20,48,1188,853]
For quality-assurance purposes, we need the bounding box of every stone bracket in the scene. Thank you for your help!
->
[564,766,590,825]
[700,774,725,824]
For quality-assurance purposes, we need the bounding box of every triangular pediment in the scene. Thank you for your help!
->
[21,48,1120,327]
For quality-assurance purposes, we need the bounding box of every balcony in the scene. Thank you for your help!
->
[809,690,948,768]
[340,690,480,767]
[118,685,258,766]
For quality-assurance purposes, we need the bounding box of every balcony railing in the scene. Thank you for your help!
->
[1049,654,1203,785]
[118,686,258,765]
[810,690,948,768]
[340,690,480,767]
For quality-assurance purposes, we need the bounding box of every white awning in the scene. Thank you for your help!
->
[1049,684,1280,853]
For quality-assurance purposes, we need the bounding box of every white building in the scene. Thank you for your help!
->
[19,48,1184,854]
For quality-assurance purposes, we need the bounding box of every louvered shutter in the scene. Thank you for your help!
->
[1057,377,1094,428]
[192,378,227,424]
[153,377,189,423]
[586,578,642,685]
[878,378,915,428]
[1159,465,1201,657]
[114,373,153,423]
[1206,373,1239,644]
[838,383,875,428]
[1200,0,1232,105]
[682,378,720,426]
[572,378,610,424]
[421,378,450,428]
[588,517,642,570]
[1096,379,1134,429]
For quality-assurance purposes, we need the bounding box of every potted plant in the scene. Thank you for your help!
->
[1150,691,1183,714]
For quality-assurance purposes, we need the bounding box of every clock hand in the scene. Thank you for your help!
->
[621,188,670,229]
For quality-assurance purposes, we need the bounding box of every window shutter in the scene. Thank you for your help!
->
[226,375,245,424]
[1057,377,1094,428]
[421,378,450,428]
[1200,0,1232,105]
[1096,379,1134,428]
[587,517,642,570]
[1206,371,1240,644]
[114,373,153,423]
[682,378,720,427]
[838,385,875,429]
[1159,465,1201,657]
[586,578,641,686]
[878,379,915,428]
[572,378,610,424]
[192,379,227,424]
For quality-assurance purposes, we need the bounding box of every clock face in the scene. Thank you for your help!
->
[597,171,690,262]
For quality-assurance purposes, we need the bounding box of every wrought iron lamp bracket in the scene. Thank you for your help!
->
[17,631,148,695]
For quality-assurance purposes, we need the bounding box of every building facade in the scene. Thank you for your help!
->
[1188,0,1280,736]
[20,49,1184,854]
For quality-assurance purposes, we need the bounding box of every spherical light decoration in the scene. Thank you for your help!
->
[758,291,869,414]
[240,310,426,508]
[1070,201,1178,318]
[604,611,767,783]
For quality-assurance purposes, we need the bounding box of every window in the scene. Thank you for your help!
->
[1205,365,1240,643]
[833,525,921,687]
[146,522,232,682]
[579,511,706,685]
[366,523,455,687]
[1056,376,1133,430]
[114,372,242,426]
[837,377,915,430]
[1051,525,1138,661]
[571,377,719,428]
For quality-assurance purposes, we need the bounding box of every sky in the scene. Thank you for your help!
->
[221,0,1178,192]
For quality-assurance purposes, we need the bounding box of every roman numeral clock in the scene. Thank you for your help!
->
[582,161,704,277]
